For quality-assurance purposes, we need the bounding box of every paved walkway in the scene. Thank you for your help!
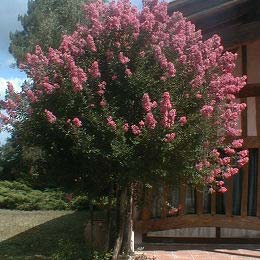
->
[135,244,260,259]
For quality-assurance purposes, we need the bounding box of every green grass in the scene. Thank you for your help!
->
[0,209,106,260]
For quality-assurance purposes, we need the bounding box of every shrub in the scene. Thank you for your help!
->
[0,181,89,210]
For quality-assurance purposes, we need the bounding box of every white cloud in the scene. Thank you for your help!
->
[0,76,26,99]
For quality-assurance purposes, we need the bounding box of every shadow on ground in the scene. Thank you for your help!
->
[0,211,95,259]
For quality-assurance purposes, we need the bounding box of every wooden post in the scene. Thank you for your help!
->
[256,97,260,217]
[257,151,260,217]
[211,192,216,215]
[225,179,233,217]
[241,45,248,137]
[196,190,203,215]
[241,97,248,137]
[161,185,170,218]
[141,187,153,220]
[179,184,186,215]
[241,163,249,217]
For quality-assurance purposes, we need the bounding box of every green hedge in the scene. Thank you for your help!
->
[0,181,88,210]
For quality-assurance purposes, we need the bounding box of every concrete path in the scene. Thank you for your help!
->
[135,244,260,259]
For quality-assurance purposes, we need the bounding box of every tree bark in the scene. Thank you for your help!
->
[123,184,134,255]
[112,188,128,260]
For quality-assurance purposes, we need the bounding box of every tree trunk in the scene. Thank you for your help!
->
[105,192,113,251]
[112,188,128,260]
[123,184,134,255]
[90,203,94,253]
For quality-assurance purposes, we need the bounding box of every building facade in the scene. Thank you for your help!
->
[135,0,260,244]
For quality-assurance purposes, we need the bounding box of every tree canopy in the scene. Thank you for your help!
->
[9,0,89,64]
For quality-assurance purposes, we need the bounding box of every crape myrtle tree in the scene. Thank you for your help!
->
[1,0,248,257]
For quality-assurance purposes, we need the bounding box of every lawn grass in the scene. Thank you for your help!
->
[0,209,101,259]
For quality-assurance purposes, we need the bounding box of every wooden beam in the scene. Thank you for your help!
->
[238,84,260,98]
[243,137,260,148]
[143,236,260,244]
[135,214,260,233]
[241,163,249,217]
[188,0,249,21]
[214,21,260,48]
[196,190,203,215]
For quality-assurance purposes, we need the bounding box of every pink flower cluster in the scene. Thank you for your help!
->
[164,133,176,143]
[72,117,82,127]
[160,92,176,128]
[88,61,101,78]
[107,116,116,130]
[142,93,157,112]
[44,109,56,124]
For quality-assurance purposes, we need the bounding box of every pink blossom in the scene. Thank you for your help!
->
[196,162,203,171]
[107,116,116,130]
[86,34,97,52]
[72,117,82,127]
[139,120,145,128]
[219,186,228,193]
[88,61,101,78]
[142,93,157,112]
[200,105,214,118]
[118,52,130,64]
[123,123,129,132]
[44,109,56,123]
[131,125,141,135]
[179,116,187,126]
[100,99,106,108]
[196,93,202,99]
[232,139,243,148]
[145,112,157,129]
[164,133,176,143]
[125,68,132,77]
[224,147,236,155]
[7,82,14,94]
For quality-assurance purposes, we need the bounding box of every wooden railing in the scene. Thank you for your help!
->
[134,161,260,236]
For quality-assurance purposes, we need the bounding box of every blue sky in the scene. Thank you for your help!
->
[0,0,143,144]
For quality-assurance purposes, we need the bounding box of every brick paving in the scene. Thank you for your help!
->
[135,244,260,259]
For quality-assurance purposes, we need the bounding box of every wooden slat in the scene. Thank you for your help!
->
[257,151,260,217]
[161,185,170,218]
[225,179,233,217]
[179,184,186,215]
[241,163,249,217]
[196,190,203,215]
[256,97,260,136]
[216,227,221,239]
[241,97,248,137]
[211,192,216,215]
